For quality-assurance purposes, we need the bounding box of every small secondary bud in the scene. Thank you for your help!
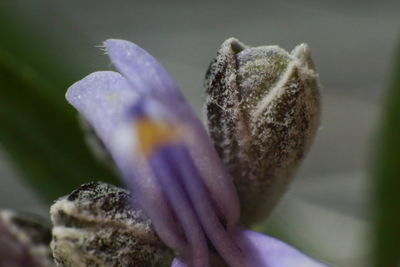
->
[50,182,173,267]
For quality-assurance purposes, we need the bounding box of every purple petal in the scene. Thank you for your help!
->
[67,42,242,266]
[177,109,241,232]
[125,99,244,266]
[66,71,138,144]
[104,39,240,231]
[118,153,189,255]
[104,39,184,101]
[171,257,188,267]
[66,40,329,267]
[145,97,241,233]
[166,146,244,267]
[66,72,188,254]
[150,146,209,267]
[235,229,329,267]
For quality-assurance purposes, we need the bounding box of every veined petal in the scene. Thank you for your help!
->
[67,39,329,267]
[235,229,329,267]
[166,146,243,267]
[66,72,188,255]
[119,99,244,266]
[177,109,241,232]
[150,146,209,267]
[104,39,240,230]
[147,98,241,232]
[66,70,241,265]
[104,39,184,101]
[67,42,241,266]
[118,150,189,256]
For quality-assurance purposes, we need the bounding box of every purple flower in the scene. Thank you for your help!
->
[66,39,328,267]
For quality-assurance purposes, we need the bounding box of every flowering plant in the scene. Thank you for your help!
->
[1,38,329,267]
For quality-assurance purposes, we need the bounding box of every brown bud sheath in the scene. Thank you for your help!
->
[204,38,320,225]
[50,182,173,267]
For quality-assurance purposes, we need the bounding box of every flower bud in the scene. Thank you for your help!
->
[0,210,54,267]
[204,38,320,225]
[50,182,173,266]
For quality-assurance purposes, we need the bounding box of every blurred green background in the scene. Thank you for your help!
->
[0,1,399,266]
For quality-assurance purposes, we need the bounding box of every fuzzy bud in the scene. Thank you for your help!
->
[50,182,173,267]
[204,38,320,225]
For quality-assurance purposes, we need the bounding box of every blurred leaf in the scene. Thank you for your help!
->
[0,4,119,202]
[0,47,119,203]
[372,43,400,267]
[0,3,89,91]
